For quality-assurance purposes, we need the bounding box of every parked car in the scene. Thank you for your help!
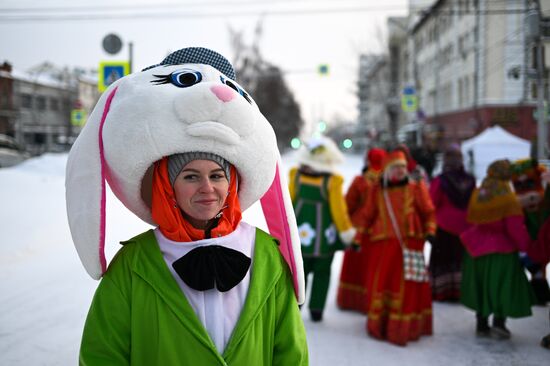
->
[0,134,30,168]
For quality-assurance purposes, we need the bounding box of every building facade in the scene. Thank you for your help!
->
[412,0,537,146]
[0,62,16,136]
[357,0,547,152]
[0,62,99,155]
[359,55,392,143]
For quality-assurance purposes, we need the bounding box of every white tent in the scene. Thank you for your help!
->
[461,125,531,180]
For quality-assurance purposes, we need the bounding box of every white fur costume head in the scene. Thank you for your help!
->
[297,136,345,174]
[65,47,304,303]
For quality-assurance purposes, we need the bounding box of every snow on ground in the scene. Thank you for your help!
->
[1,152,549,365]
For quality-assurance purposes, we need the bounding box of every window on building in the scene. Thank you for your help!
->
[459,35,466,59]
[464,77,470,105]
[444,83,452,110]
[50,98,59,111]
[458,79,463,108]
[33,133,45,144]
[21,94,32,108]
[0,86,8,108]
[35,96,46,110]
[543,18,550,38]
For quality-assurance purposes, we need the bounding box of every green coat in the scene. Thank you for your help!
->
[80,229,308,366]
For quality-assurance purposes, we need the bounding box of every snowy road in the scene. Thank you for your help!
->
[1,153,549,365]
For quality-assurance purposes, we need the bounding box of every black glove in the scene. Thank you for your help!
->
[519,252,541,274]
[426,234,436,246]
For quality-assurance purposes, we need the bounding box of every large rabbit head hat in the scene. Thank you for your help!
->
[65,47,305,303]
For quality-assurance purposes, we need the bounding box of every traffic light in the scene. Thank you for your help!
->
[317,120,327,133]
[291,137,302,149]
[318,64,329,76]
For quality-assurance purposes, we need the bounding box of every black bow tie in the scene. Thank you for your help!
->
[172,245,251,292]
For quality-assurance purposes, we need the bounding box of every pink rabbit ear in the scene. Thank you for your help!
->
[260,161,305,304]
[66,87,119,279]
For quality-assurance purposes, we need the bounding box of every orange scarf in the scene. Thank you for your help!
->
[151,157,242,242]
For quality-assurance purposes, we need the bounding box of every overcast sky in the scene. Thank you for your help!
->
[0,0,414,136]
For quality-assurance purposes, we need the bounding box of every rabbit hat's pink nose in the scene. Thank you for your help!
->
[210,85,235,102]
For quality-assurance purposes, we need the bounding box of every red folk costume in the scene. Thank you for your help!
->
[358,151,436,346]
[337,148,386,313]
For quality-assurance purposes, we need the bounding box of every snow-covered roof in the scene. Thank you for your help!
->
[8,68,68,89]
[2,66,97,88]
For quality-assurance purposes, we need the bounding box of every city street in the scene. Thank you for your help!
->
[1,152,548,365]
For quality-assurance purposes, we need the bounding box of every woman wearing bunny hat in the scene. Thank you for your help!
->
[66,47,308,365]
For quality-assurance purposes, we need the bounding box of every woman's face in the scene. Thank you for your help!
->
[173,159,229,228]
[389,163,408,181]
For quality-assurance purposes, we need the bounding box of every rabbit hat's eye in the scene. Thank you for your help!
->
[220,75,253,104]
[151,69,202,88]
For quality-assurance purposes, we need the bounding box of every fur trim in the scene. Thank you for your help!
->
[339,228,357,246]
[296,136,344,174]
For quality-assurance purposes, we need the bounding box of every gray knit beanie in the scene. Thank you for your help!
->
[167,152,231,186]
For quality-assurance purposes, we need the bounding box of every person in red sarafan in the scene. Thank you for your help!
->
[337,147,386,313]
[355,150,436,346]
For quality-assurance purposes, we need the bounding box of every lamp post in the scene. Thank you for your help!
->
[527,5,548,159]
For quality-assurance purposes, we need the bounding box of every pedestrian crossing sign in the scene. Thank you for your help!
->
[71,109,87,126]
[401,86,418,112]
[98,61,130,92]
[402,96,418,112]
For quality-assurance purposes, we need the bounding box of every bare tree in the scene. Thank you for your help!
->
[228,20,304,151]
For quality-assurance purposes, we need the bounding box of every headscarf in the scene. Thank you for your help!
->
[439,144,476,209]
[382,150,408,186]
[366,148,386,172]
[511,158,545,196]
[467,159,523,224]
[151,157,242,242]
[363,148,386,180]
[395,144,417,173]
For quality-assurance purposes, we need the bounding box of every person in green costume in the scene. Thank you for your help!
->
[289,137,356,322]
[65,47,308,365]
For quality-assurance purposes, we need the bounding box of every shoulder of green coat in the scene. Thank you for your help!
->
[119,229,155,246]
[254,227,281,254]
[254,227,288,273]
[254,227,295,288]
[104,229,155,278]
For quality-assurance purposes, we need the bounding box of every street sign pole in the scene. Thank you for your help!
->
[536,14,547,159]
[129,41,134,74]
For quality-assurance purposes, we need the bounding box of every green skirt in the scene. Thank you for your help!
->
[460,251,536,318]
